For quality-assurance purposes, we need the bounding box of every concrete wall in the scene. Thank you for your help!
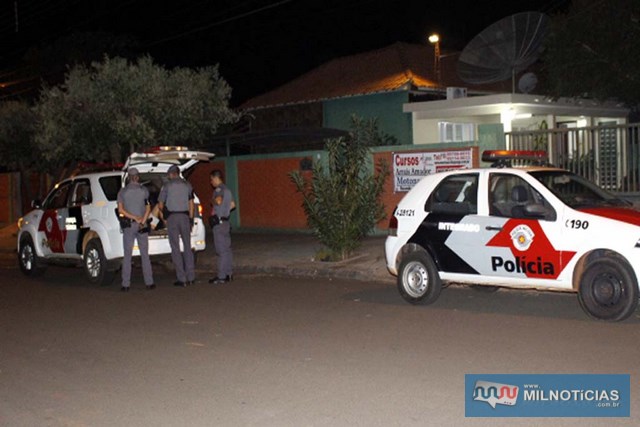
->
[188,144,482,233]
[323,91,412,145]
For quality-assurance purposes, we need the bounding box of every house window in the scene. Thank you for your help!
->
[438,122,475,143]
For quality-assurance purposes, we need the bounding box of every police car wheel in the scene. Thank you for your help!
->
[578,256,639,322]
[18,235,46,276]
[83,239,115,286]
[397,251,441,304]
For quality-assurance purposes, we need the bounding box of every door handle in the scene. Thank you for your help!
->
[486,226,502,231]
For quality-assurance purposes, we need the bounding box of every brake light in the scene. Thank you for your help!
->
[388,208,398,236]
[197,204,203,217]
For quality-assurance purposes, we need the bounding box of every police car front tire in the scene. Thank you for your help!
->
[83,238,115,286]
[397,250,442,304]
[18,235,47,276]
[577,256,639,322]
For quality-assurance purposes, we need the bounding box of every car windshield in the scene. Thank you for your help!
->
[530,171,629,209]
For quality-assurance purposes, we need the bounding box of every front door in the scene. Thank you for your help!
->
[453,172,569,282]
[65,179,92,254]
[38,181,73,256]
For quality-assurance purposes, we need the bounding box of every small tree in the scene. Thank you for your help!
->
[541,0,640,111]
[33,55,238,171]
[0,101,45,202]
[290,116,390,260]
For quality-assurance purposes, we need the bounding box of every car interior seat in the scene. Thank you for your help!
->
[435,185,452,203]
[510,185,529,218]
[463,183,478,214]
[490,179,509,216]
[75,184,91,205]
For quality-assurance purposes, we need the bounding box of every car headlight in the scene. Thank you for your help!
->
[17,217,23,230]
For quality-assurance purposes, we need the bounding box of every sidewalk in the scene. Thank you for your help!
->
[0,223,393,284]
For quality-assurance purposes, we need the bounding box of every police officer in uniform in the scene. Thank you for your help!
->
[208,169,235,284]
[117,167,154,292]
[158,164,195,287]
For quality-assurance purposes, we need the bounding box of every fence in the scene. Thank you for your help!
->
[506,123,640,193]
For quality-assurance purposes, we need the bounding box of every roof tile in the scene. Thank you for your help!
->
[241,42,511,110]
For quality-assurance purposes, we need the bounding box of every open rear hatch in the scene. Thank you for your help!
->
[122,146,215,236]
[124,146,215,175]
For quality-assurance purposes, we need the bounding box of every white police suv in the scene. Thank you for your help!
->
[17,147,213,285]
[385,150,640,321]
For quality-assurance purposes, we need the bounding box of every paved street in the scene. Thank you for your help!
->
[1,265,639,426]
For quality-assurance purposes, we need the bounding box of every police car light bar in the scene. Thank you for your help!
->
[482,150,548,167]
[146,146,189,153]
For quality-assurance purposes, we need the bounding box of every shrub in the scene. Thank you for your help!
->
[290,116,389,260]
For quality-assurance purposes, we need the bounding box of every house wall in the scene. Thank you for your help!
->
[189,151,324,231]
[187,144,480,233]
[249,103,323,131]
[235,155,312,229]
[323,91,412,145]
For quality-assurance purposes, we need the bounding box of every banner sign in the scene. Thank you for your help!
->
[465,374,630,418]
[393,149,473,192]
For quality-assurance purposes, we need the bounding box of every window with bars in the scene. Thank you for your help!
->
[438,122,475,143]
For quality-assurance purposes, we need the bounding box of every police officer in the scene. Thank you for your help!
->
[208,169,235,284]
[158,164,195,287]
[117,167,154,292]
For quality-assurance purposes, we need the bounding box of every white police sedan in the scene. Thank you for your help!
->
[385,151,640,321]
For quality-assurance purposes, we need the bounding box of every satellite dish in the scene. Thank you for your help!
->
[518,72,538,93]
[457,12,549,89]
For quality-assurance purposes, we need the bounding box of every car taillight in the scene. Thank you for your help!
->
[197,204,203,217]
[388,208,398,236]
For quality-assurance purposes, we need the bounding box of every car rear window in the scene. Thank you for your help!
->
[99,176,122,201]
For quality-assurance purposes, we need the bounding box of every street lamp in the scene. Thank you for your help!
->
[428,33,441,86]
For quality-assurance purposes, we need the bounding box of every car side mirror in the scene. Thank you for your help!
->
[31,199,41,209]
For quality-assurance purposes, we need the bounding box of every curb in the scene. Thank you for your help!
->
[228,263,392,284]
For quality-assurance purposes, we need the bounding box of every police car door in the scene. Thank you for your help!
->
[37,180,73,256]
[453,172,564,284]
[65,179,92,255]
[414,172,481,274]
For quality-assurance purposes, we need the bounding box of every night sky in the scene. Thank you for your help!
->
[0,0,570,105]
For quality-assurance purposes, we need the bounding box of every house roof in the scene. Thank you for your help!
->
[240,42,511,110]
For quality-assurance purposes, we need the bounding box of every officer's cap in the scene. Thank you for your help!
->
[168,165,180,175]
[128,167,139,176]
